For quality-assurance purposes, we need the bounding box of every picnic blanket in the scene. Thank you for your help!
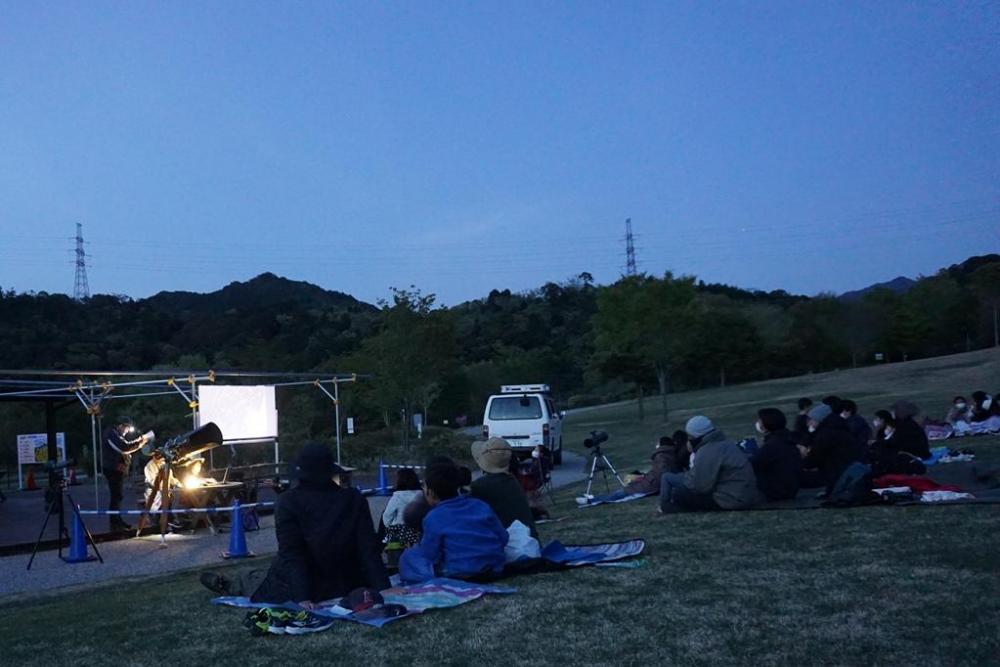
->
[540,539,646,566]
[212,578,515,628]
[578,492,652,508]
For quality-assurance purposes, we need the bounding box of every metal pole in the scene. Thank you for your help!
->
[334,381,342,464]
[91,411,99,510]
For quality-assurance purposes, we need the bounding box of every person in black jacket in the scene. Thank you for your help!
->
[101,417,149,532]
[200,443,389,606]
[749,408,802,501]
[839,399,872,449]
[890,400,931,460]
[799,404,864,495]
[793,398,813,439]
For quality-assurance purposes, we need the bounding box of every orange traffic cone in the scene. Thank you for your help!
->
[26,469,37,490]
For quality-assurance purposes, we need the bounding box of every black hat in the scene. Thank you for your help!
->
[757,408,787,432]
[294,443,345,484]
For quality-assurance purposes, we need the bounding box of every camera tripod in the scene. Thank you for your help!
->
[27,471,104,570]
[584,444,626,497]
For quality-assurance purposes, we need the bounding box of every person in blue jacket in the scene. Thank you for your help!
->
[399,460,509,583]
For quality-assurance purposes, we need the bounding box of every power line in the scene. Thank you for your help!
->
[73,222,90,300]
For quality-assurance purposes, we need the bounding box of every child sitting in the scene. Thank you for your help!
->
[399,461,509,583]
[381,468,424,549]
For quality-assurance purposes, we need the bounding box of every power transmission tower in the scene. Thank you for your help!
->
[73,222,90,300]
[624,218,637,276]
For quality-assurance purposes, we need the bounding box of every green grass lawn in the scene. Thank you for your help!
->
[2,349,999,666]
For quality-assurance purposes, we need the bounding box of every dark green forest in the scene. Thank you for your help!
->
[1,255,998,467]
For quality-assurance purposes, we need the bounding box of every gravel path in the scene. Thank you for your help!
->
[0,452,588,600]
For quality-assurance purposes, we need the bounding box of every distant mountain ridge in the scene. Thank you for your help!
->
[839,253,1000,302]
[839,276,917,302]
[143,272,377,315]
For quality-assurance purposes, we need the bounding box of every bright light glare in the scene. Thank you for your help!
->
[183,475,204,489]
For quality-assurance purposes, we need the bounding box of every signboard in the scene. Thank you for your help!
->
[346,417,355,435]
[17,433,67,465]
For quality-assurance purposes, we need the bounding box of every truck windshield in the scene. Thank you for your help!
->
[489,396,543,420]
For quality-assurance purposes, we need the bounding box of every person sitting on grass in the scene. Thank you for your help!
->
[868,409,926,476]
[970,391,997,422]
[511,445,554,520]
[946,396,972,433]
[890,400,931,460]
[794,398,814,438]
[199,443,389,607]
[381,468,424,548]
[401,455,454,531]
[658,416,758,513]
[749,408,802,501]
[839,399,872,450]
[469,437,539,538]
[578,433,689,505]
[798,404,864,495]
[399,460,509,583]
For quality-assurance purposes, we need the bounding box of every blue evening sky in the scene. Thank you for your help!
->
[1,2,998,305]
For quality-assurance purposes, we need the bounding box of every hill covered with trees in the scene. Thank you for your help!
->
[0,254,998,464]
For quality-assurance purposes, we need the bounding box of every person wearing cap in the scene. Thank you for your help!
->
[399,460,508,583]
[659,416,758,513]
[748,408,801,501]
[799,404,865,495]
[101,416,150,532]
[199,442,389,606]
[469,437,538,539]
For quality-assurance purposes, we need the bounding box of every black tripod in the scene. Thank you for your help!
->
[584,444,626,497]
[27,471,104,570]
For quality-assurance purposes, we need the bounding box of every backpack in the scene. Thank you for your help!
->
[825,462,874,507]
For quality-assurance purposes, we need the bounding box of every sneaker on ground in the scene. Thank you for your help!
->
[284,612,335,635]
[244,608,310,636]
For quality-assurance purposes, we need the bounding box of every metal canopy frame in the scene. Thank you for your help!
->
[0,369,365,508]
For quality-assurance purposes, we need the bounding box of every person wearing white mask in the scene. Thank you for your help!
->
[798,404,864,496]
[946,396,971,425]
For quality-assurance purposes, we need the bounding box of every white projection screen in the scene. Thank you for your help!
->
[198,385,278,442]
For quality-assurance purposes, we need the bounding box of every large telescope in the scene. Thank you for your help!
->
[161,422,223,464]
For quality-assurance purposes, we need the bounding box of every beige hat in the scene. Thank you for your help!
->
[471,437,512,474]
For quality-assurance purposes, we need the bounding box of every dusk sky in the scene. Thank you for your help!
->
[1,2,998,306]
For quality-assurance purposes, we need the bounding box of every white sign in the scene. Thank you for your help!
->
[198,385,278,441]
[346,417,355,435]
[17,433,66,465]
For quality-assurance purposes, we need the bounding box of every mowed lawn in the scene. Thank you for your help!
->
[2,349,999,666]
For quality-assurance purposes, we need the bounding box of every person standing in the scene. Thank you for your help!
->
[101,417,148,532]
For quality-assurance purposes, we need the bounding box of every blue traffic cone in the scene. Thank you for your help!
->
[63,511,97,563]
[222,500,254,559]
[377,458,390,496]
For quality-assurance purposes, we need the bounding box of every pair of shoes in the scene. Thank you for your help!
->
[110,520,133,532]
[575,495,594,506]
[199,571,230,596]
[243,608,334,636]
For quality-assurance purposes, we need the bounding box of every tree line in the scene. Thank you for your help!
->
[0,255,997,464]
